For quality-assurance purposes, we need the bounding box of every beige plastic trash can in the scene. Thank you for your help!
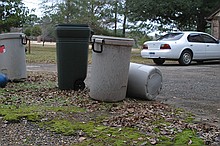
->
[0,33,27,81]
[89,35,134,102]
[127,63,163,100]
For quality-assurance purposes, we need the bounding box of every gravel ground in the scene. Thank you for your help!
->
[0,61,219,145]
[26,61,220,128]
[0,120,78,145]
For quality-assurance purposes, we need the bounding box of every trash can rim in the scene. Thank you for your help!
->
[56,24,90,27]
[0,33,25,40]
[56,24,89,27]
[92,35,134,47]
[92,35,134,41]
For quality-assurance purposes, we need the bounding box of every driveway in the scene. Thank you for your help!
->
[27,61,220,127]
[155,61,220,127]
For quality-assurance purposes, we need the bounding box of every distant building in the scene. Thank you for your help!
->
[206,7,220,39]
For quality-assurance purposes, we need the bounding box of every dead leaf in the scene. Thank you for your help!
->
[149,138,157,145]
[188,139,192,145]
[78,137,86,142]
[127,108,135,113]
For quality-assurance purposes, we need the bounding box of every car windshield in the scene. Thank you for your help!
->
[157,33,184,41]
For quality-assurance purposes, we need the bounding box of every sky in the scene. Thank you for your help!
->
[22,0,43,17]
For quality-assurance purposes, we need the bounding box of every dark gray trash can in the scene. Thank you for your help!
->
[127,63,163,100]
[55,24,91,90]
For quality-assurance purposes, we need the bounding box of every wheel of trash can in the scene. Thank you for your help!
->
[74,80,85,91]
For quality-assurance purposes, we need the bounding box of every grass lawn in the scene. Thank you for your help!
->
[25,42,153,64]
[26,44,57,64]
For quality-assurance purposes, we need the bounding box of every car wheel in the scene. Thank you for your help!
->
[179,50,192,65]
[153,59,165,65]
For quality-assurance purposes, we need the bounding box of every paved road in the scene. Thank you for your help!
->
[27,61,220,127]
[156,61,220,127]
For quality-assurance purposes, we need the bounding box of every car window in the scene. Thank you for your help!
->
[187,34,204,43]
[201,34,218,43]
[157,33,184,41]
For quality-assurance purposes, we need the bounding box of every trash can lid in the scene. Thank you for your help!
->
[92,35,134,47]
[0,33,24,40]
[56,24,90,27]
[56,24,91,39]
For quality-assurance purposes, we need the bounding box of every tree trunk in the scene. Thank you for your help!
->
[122,1,128,37]
[114,1,118,36]
[196,12,207,32]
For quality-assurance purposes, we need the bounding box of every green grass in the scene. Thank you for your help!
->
[174,129,204,145]
[41,119,148,145]
[26,44,56,63]
[26,43,152,64]
[0,104,86,122]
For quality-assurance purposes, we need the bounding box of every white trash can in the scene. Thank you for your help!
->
[89,35,134,102]
[0,33,27,81]
[127,63,163,100]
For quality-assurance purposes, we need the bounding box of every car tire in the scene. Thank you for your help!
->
[153,58,165,65]
[179,50,192,65]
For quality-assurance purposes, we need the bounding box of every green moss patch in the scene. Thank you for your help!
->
[0,104,85,122]
[174,129,204,145]
[41,119,148,145]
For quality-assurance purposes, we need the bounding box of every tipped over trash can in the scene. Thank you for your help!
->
[55,24,91,90]
[89,35,134,102]
[127,63,163,100]
[0,33,27,81]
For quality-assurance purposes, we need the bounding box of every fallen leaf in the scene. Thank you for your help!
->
[78,137,86,142]
[127,108,135,113]
[188,139,192,145]
[149,138,157,145]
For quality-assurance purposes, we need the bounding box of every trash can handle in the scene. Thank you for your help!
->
[92,39,104,53]
[20,34,27,45]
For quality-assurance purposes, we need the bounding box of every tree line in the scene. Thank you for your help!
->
[1,0,220,45]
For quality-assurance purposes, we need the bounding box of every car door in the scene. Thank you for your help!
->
[201,34,220,59]
[187,33,206,59]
